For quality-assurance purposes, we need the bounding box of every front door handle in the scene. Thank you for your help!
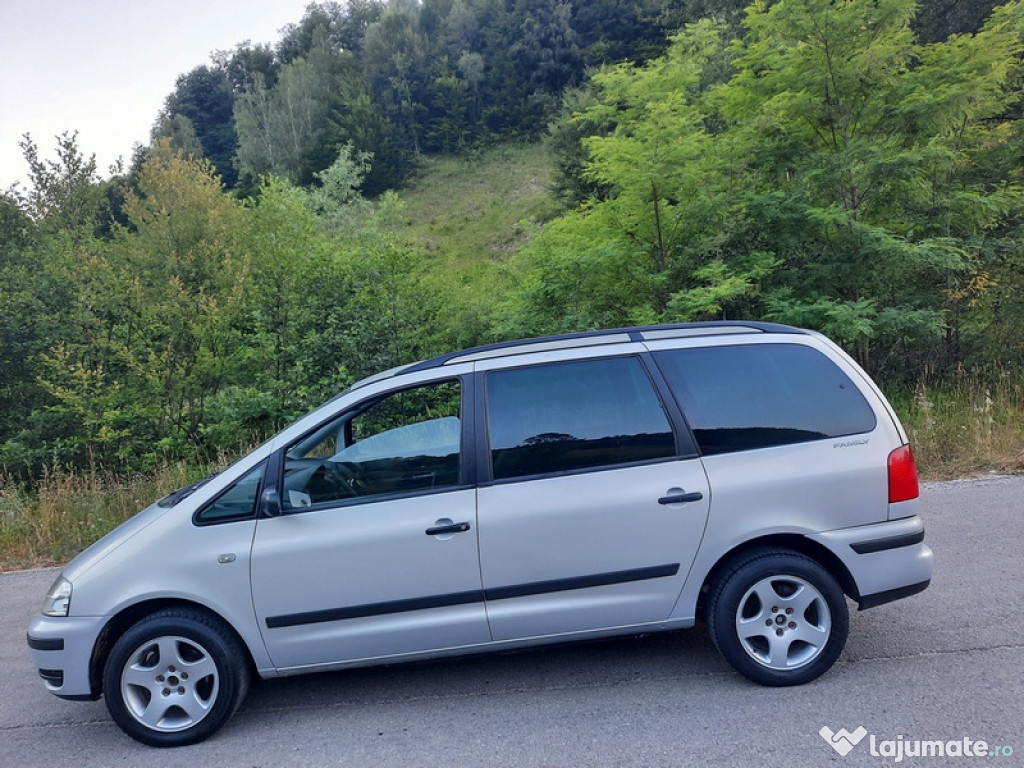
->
[658,490,704,505]
[425,521,472,536]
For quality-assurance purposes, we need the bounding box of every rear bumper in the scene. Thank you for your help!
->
[857,578,931,610]
[26,614,106,700]
[809,514,933,610]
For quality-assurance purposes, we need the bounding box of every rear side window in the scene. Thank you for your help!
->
[485,356,675,480]
[653,344,876,455]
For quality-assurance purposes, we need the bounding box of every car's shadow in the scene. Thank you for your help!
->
[238,598,933,721]
[241,627,726,715]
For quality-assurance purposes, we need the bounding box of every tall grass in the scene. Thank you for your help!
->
[2,374,1022,570]
[0,463,196,570]
[889,368,1024,480]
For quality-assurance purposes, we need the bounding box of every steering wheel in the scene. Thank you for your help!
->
[324,460,364,498]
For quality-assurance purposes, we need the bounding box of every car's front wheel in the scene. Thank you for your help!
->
[103,608,250,747]
[707,549,849,686]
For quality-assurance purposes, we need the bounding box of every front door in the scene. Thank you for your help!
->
[251,378,491,670]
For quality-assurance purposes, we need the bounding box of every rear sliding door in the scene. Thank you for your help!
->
[475,354,711,641]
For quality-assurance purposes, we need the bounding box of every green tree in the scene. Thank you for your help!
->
[716,0,1024,374]
[362,2,431,155]
[322,83,410,193]
[527,0,1024,379]
[546,84,612,207]
[482,0,583,135]
[426,69,472,151]
[157,65,239,187]
[216,41,279,92]
[277,0,384,61]
[571,0,683,66]
[0,196,47,466]
[443,0,483,54]
[215,175,349,441]
[335,194,444,377]
[1,133,114,474]
[506,21,768,334]
[152,114,205,162]
[12,132,104,239]
[234,28,352,184]
[38,141,249,465]
[305,144,374,226]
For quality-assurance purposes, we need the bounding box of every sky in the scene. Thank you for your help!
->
[0,0,313,190]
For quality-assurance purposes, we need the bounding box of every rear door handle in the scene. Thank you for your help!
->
[425,521,471,536]
[658,491,704,505]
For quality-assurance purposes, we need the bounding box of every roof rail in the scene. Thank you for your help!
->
[403,321,802,374]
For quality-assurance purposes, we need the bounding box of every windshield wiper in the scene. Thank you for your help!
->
[157,473,218,507]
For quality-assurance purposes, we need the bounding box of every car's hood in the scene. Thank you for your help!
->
[62,501,169,582]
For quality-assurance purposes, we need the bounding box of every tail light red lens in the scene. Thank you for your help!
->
[888,444,919,503]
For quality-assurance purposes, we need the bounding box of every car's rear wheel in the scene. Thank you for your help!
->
[707,549,849,686]
[103,609,250,747]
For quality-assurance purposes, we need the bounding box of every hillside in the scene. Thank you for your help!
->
[398,142,560,269]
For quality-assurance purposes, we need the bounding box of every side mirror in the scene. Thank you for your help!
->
[260,487,283,518]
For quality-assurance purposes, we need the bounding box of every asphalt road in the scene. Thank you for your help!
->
[2,476,1022,767]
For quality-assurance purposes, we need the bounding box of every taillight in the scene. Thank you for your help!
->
[888,444,919,503]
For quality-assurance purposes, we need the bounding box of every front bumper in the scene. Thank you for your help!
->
[26,613,106,700]
[808,514,933,610]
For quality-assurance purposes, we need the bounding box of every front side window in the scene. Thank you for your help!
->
[282,379,462,509]
[653,344,877,455]
[195,463,265,525]
[485,356,675,481]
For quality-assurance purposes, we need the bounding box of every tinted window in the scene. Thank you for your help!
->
[195,464,264,524]
[486,357,675,480]
[283,380,461,509]
[654,344,876,455]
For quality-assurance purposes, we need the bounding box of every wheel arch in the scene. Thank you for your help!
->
[697,534,859,622]
[89,598,255,699]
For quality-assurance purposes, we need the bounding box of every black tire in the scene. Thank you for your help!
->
[707,549,849,686]
[103,608,250,747]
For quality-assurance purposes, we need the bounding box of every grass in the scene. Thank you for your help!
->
[889,369,1024,480]
[398,142,561,268]
[0,463,196,571]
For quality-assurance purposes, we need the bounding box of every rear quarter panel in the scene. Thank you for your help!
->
[639,334,907,622]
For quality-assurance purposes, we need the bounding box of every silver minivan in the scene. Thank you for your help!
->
[27,322,932,746]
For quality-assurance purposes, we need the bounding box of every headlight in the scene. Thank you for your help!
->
[41,575,72,617]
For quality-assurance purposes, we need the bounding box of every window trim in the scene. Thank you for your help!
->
[640,351,700,460]
[477,353,691,487]
[269,375,474,515]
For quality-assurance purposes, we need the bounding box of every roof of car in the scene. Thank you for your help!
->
[345,321,804,394]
